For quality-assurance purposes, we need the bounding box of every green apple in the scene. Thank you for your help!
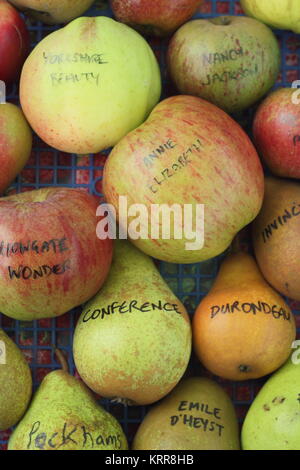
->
[20,16,161,154]
[0,101,32,195]
[242,354,300,450]
[167,15,281,113]
[9,0,95,25]
[241,0,300,33]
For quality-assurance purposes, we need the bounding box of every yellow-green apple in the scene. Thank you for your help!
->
[8,0,95,24]
[0,102,32,195]
[19,16,161,154]
[167,16,280,114]
[110,0,203,37]
[103,95,264,264]
[241,0,300,33]
[0,187,113,321]
[0,0,30,83]
[253,88,300,179]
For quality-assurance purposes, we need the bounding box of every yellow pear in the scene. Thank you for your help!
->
[193,252,296,380]
[133,377,240,450]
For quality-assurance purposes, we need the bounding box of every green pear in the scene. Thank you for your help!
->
[0,328,32,431]
[19,16,161,154]
[8,351,128,450]
[73,240,192,406]
[133,377,240,450]
[242,355,300,450]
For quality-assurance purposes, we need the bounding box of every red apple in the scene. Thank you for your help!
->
[253,88,300,179]
[110,0,203,36]
[0,0,30,83]
[0,102,32,194]
[0,187,113,321]
[103,95,264,263]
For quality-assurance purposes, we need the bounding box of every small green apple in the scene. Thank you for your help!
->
[0,100,32,195]
[167,15,281,113]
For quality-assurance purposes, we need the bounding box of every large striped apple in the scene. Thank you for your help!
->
[103,95,264,263]
[19,16,161,154]
[0,188,113,321]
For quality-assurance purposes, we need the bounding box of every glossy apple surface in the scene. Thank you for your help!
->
[110,0,203,36]
[0,188,113,321]
[0,102,32,194]
[167,16,280,113]
[253,88,300,179]
[0,0,30,83]
[103,95,264,263]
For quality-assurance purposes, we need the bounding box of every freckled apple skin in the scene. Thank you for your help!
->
[9,0,95,24]
[241,0,300,34]
[19,16,161,154]
[0,0,30,83]
[110,0,203,37]
[167,16,280,114]
[0,103,32,195]
[0,187,113,321]
[253,88,300,179]
[103,95,264,264]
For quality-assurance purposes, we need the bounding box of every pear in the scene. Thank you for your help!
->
[9,0,95,24]
[242,355,300,450]
[0,328,32,431]
[19,16,161,154]
[8,351,128,450]
[193,251,296,381]
[133,377,240,450]
[253,176,300,301]
[73,240,192,406]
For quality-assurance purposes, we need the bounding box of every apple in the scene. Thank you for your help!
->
[0,101,32,194]
[8,0,95,24]
[103,95,264,264]
[19,16,161,154]
[241,0,300,33]
[110,0,203,37]
[253,88,300,179]
[167,15,280,114]
[0,0,30,83]
[0,187,113,321]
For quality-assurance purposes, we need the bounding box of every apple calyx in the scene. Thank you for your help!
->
[209,16,232,26]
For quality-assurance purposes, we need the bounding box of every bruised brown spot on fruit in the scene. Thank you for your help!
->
[239,364,252,373]
[272,396,286,404]
[263,404,270,411]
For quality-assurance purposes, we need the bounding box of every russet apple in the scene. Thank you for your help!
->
[167,16,281,113]
[110,0,203,37]
[103,95,264,264]
[19,16,162,154]
[0,102,32,195]
[241,0,300,33]
[8,0,95,24]
[0,188,113,321]
[253,88,300,179]
[0,0,30,83]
